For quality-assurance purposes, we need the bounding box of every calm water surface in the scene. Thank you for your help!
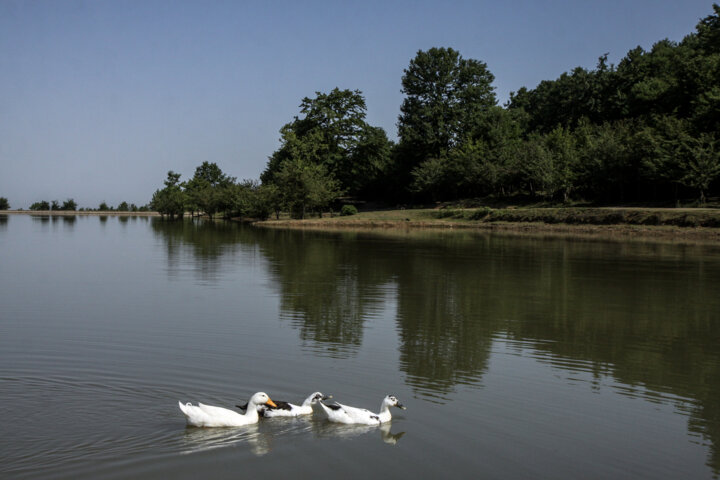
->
[1,214,720,479]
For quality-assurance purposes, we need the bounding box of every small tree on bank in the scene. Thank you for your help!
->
[679,134,720,204]
[184,162,235,219]
[274,158,343,219]
[61,199,77,211]
[150,171,186,219]
[0,197,9,210]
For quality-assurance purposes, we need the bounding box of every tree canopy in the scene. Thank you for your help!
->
[398,47,497,159]
[150,171,187,218]
[184,161,236,218]
[262,88,392,199]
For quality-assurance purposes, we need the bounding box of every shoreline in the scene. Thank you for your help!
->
[0,210,160,216]
[4,208,719,244]
[257,219,720,242]
[254,207,720,244]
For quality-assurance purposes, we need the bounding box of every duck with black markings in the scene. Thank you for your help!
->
[319,394,406,425]
[236,391,332,417]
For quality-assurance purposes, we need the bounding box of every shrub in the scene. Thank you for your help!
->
[340,205,358,216]
[465,207,492,220]
[433,209,458,219]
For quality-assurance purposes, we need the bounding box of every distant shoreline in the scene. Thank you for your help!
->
[0,210,160,216]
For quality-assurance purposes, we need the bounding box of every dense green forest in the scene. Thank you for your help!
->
[149,4,720,219]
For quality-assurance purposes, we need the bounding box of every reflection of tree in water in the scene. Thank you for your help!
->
[394,234,720,473]
[391,234,583,397]
[497,240,720,475]
[393,235,503,397]
[29,214,77,229]
[0,215,7,231]
[150,218,257,284]
[253,229,393,357]
[254,229,499,390]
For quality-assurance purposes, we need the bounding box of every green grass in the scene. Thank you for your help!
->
[264,206,720,229]
[429,207,720,228]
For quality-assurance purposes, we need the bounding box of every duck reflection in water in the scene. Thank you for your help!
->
[180,423,272,456]
[311,419,406,445]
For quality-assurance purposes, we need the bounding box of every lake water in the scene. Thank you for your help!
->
[1,214,720,479]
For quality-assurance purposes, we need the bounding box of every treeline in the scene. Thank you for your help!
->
[152,4,720,218]
[26,199,149,212]
[150,162,277,219]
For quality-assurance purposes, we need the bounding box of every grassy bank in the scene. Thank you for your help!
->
[254,206,720,243]
[431,206,720,228]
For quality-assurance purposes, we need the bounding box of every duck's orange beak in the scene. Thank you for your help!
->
[266,399,277,408]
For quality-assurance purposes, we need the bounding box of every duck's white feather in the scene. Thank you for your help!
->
[319,395,406,425]
[323,403,381,425]
[179,401,256,427]
[179,392,275,428]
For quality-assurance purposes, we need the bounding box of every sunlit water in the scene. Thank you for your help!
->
[1,214,720,479]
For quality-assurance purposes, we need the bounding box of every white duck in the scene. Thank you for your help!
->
[236,391,332,417]
[319,394,406,425]
[178,392,277,427]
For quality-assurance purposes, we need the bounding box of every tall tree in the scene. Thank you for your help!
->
[348,125,393,198]
[398,47,497,162]
[262,88,389,199]
[515,126,580,202]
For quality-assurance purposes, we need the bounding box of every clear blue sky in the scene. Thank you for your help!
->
[0,0,714,208]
